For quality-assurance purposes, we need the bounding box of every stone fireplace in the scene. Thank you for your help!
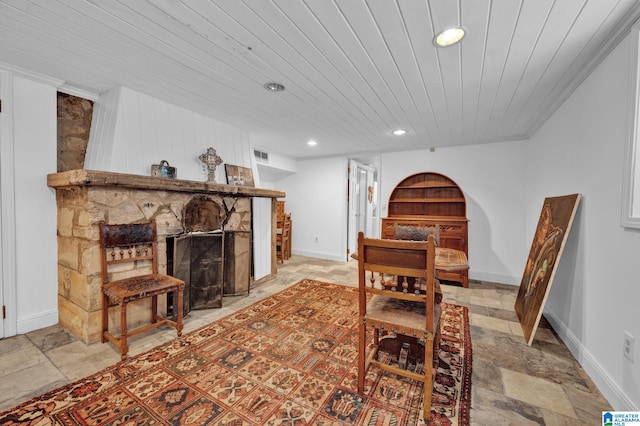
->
[47,169,284,344]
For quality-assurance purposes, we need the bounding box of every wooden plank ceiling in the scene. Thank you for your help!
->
[1,0,639,159]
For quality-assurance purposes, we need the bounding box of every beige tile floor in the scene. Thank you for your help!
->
[0,255,611,424]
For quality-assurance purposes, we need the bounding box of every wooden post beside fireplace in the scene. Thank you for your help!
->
[47,169,285,344]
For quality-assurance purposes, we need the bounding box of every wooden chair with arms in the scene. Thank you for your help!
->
[357,231,441,419]
[99,221,185,360]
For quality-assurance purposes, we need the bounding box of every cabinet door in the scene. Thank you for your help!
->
[440,234,466,252]
[439,222,468,255]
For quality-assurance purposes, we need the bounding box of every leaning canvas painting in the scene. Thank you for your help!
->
[515,193,581,345]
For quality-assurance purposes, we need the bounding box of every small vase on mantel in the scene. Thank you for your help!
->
[198,147,223,183]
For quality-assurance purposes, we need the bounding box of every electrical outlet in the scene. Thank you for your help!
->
[315,236,319,243]
[624,331,635,363]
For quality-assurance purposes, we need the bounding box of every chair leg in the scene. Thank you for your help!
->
[151,295,158,323]
[101,292,109,343]
[277,243,284,264]
[423,341,434,419]
[357,321,366,393]
[176,287,184,336]
[284,237,291,259]
[433,326,442,373]
[119,301,129,360]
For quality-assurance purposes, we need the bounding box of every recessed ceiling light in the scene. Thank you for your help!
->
[307,140,317,146]
[435,27,465,47]
[264,82,285,92]
[393,129,407,136]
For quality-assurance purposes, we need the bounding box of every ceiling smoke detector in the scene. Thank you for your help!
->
[264,82,285,92]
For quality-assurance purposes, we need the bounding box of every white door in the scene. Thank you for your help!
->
[347,160,358,260]
[356,167,366,235]
[356,165,377,237]
[347,160,378,260]
[0,71,8,338]
[363,166,376,238]
[0,70,17,338]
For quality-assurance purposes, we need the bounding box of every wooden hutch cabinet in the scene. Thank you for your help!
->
[382,172,469,287]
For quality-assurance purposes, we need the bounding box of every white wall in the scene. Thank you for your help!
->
[86,86,255,182]
[525,31,640,410]
[276,157,348,261]
[8,75,58,334]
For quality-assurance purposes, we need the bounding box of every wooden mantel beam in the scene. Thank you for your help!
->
[47,169,285,199]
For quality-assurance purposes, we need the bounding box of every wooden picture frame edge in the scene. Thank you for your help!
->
[224,164,255,187]
[515,193,582,346]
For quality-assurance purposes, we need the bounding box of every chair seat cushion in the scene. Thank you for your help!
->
[103,273,184,303]
[366,294,441,334]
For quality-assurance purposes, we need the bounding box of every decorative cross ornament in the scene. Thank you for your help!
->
[199,147,223,183]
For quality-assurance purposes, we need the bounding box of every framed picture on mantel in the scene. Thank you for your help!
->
[225,164,255,187]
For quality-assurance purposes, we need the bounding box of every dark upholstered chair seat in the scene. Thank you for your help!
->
[103,273,184,304]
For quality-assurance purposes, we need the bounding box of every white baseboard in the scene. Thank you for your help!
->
[16,309,58,335]
[544,310,637,411]
[292,249,346,262]
[469,270,519,286]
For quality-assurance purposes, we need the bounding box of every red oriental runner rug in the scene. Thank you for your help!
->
[0,279,471,425]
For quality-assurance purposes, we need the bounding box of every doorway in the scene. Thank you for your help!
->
[347,158,379,260]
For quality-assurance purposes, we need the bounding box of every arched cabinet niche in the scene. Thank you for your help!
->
[382,171,469,287]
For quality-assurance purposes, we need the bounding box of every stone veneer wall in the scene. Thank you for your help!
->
[56,185,251,343]
[57,93,93,172]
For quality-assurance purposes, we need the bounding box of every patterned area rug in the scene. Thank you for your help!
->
[0,279,471,425]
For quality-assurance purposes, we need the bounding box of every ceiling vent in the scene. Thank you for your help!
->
[254,149,269,163]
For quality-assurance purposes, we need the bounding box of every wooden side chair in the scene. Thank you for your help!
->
[357,231,441,419]
[99,221,184,360]
[276,200,286,223]
[276,213,291,263]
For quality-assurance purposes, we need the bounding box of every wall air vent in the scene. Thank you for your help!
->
[254,149,269,163]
